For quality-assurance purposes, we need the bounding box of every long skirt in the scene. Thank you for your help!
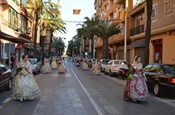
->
[123,72,148,102]
[12,74,41,101]
[82,62,88,69]
[58,64,66,73]
[51,60,58,69]
[42,62,52,73]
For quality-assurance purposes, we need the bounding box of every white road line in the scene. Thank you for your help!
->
[2,98,11,104]
[0,106,3,110]
[71,68,104,115]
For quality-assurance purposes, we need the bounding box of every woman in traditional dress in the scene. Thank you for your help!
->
[123,55,148,103]
[12,54,41,102]
[51,56,58,69]
[58,58,66,74]
[91,59,100,75]
[42,57,52,73]
[82,58,88,70]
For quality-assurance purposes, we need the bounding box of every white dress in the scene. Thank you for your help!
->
[12,60,41,101]
[42,59,52,73]
[51,58,58,69]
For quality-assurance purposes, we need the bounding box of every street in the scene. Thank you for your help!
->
[0,59,175,115]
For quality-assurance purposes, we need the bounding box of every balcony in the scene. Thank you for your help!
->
[130,24,144,36]
[0,17,31,43]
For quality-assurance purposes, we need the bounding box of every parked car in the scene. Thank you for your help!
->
[143,63,175,96]
[0,63,12,91]
[104,60,128,77]
[29,58,42,74]
[98,59,110,72]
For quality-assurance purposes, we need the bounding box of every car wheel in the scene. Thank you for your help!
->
[6,79,12,91]
[153,83,161,96]
[109,70,113,77]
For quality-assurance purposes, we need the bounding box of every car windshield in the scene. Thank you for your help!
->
[163,65,175,74]
[29,59,37,64]
[102,60,110,64]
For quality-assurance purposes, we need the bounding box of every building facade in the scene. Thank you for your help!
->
[0,0,32,66]
[94,0,175,65]
[129,0,175,64]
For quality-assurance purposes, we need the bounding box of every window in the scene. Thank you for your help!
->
[0,65,7,73]
[164,0,173,13]
[144,64,152,72]
[21,15,27,33]
[152,3,157,20]
[8,7,18,30]
[149,64,160,73]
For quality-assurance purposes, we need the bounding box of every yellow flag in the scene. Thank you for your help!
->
[118,10,126,20]
[73,9,81,15]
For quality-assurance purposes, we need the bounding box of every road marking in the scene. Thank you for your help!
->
[2,98,11,104]
[0,106,3,110]
[71,68,104,115]
[35,73,42,79]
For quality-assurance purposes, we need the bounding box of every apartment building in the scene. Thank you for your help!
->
[0,0,32,65]
[129,0,175,64]
[94,0,131,62]
[95,0,175,64]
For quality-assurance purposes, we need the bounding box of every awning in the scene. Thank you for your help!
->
[15,44,22,49]
[0,31,32,43]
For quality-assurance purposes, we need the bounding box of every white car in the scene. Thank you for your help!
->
[29,58,42,74]
[98,59,110,72]
[104,60,128,76]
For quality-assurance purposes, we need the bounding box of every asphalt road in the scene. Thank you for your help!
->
[0,59,175,115]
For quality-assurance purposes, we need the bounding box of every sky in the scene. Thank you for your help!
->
[51,0,96,46]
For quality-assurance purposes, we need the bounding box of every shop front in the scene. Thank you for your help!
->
[132,39,145,64]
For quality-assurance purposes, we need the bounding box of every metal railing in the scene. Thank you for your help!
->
[130,24,144,36]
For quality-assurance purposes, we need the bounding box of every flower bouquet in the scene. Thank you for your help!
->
[14,67,28,77]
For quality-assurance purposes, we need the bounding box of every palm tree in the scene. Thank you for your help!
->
[41,1,66,56]
[93,21,121,59]
[52,37,66,56]
[76,16,100,58]
[145,0,152,65]
[26,0,43,57]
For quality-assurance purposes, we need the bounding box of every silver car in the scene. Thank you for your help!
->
[29,58,42,74]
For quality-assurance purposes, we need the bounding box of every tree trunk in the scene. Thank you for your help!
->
[91,38,94,59]
[102,38,109,59]
[48,30,53,57]
[33,12,39,57]
[41,36,45,64]
[145,0,152,65]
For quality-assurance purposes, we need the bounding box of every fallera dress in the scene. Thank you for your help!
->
[12,60,41,101]
[58,60,66,74]
[123,63,148,102]
[42,58,52,73]
[51,57,58,69]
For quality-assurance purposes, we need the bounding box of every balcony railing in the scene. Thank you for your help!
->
[130,24,144,36]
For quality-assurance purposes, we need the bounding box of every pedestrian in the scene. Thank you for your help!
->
[82,57,88,70]
[10,54,15,69]
[57,58,66,74]
[91,59,100,75]
[42,57,52,74]
[51,56,58,69]
[12,53,41,102]
[123,55,148,103]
